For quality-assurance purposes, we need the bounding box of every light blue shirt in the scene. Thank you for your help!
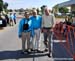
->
[18,18,34,38]
[13,14,16,20]
[30,15,42,29]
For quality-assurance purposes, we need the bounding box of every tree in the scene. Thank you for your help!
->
[41,5,47,14]
[8,9,13,12]
[15,9,19,12]
[52,4,59,14]
[3,2,8,13]
[37,8,40,15]
[3,2,8,9]
[0,0,3,12]
[19,8,24,12]
[59,7,69,14]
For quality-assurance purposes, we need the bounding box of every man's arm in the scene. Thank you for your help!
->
[41,15,44,28]
[41,15,44,33]
[18,19,23,38]
[52,14,56,28]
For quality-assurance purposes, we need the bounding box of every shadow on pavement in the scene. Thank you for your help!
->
[0,27,4,30]
[0,50,48,60]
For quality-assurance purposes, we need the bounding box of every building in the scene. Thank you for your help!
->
[58,0,75,12]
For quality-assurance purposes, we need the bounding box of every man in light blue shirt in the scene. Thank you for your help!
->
[30,9,42,52]
[9,13,13,26]
[18,11,34,54]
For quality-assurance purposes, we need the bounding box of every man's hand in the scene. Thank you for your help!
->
[19,35,21,38]
[41,28,47,33]
[50,28,53,32]
[41,28,44,33]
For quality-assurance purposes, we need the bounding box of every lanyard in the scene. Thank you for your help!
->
[24,18,29,24]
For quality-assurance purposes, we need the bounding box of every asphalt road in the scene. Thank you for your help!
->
[0,18,54,61]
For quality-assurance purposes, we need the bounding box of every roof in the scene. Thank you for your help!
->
[58,0,75,7]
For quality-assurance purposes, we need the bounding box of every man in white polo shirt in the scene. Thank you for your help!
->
[42,7,55,56]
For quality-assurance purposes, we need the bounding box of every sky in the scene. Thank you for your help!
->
[3,0,69,9]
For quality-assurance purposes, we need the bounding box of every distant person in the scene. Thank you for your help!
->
[72,15,75,26]
[9,13,13,26]
[13,13,16,24]
[5,14,9,25]
[65,16,73,25]
[18,11,33,54]
[42,7,55,56]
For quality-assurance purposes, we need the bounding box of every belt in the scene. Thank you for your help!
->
[43,27,52,29]
[34,28,40,30]
[23,30,31,32]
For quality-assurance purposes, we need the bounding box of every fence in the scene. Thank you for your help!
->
[52,22,75,61]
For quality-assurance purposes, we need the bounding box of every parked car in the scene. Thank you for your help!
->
[0,15,7,27]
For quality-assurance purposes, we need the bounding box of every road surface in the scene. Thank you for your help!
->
[0,18,54,61]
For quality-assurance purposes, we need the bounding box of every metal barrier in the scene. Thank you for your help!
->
[52,22,75,61]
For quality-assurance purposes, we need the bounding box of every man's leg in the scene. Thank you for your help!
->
[48,31,52,52]
[35,29,41,50]
[11,20,13,26]
[21,32,26,53]
[43,31,48,49]
[31,31,36,50]
[35,28,43,53]
[27,32,31,53]
[48,31,52,57]
[14,19,16,24]
[29,30,33,50]
[10,20,12,26]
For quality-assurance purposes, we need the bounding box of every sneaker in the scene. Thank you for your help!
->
[24,50,28,52]
[43,41,48,45]
[21,51,25,54]
[27,49,31,54]
[31,49,34,51]
[43,41,48,48]
[47,53,51,58]
[37,50,44,53]
[44,48,48,52]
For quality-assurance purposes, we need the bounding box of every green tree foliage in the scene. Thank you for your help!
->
[52,4,59,14]
[37,8,40,15]
[3,2,8,13]
[3,2,8,9]
[8,9,13,12]
[14,9,18,12]
[0,0,3,12]
[41,5,47,14]
[0,0,8,13]
[19,8,24,12]
[59,7,69,14]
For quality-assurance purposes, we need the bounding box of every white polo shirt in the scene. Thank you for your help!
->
[42,13,55,28]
